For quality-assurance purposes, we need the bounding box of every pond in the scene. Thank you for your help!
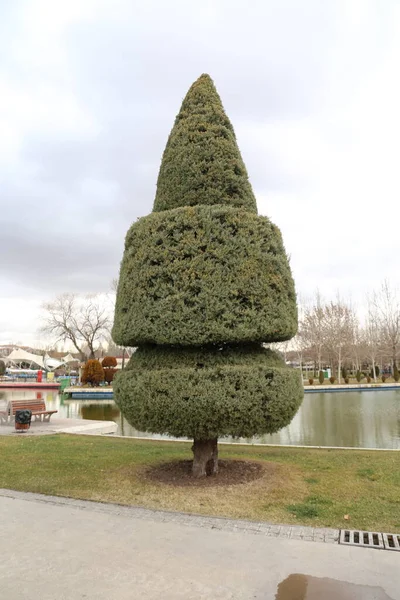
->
[1,388,400,449]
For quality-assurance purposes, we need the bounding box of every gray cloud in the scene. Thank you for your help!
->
[1,0,399,342]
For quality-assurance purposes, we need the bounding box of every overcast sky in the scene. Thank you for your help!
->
[1,0,399,346]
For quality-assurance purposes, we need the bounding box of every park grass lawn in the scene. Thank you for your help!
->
[0,434,399,532]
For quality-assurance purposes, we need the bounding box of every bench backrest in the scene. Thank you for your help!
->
[9,399,47,415]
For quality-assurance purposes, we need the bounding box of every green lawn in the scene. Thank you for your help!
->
[0,435,399,532]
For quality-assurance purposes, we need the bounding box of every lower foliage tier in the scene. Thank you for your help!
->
[113,345,303,439]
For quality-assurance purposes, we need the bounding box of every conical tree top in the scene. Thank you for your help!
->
[153,74,257,213]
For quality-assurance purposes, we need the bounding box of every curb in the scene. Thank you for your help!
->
[0,488,339,545]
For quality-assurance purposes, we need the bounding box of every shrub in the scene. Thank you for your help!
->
[344,377,349,384]
[104,368,117,384]
[112,74,303,477]
[381,375,386,383]
[329,376,336,384]
[102,356,118,384]
[341,367,347,380]
[82,360,104,386]
[356,370,362,383]
[375,365,380,377]
[366,376,371,383]
[318,371,325,385]
[102,356,117,369]
[308,378,314,385]
[0,360,5,376]
[394,366,399,382]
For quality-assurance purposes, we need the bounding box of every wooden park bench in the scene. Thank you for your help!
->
[8,399,58,423]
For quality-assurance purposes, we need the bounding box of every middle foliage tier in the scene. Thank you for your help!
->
[113,205,297,347]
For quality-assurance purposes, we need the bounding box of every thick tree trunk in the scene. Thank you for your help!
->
[192,438,218,478]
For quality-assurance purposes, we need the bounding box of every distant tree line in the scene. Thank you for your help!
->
[281,280,400,383]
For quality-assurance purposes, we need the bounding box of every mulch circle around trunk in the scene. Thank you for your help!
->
[142,459,266,487]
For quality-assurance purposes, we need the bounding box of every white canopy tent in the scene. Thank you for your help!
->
[5,348,45,369]
[43,353,64,371]
[63,353,79,364]
[4,349,77,372]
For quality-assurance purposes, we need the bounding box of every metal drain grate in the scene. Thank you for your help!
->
[382,533,400,551]
[339,529,384,549]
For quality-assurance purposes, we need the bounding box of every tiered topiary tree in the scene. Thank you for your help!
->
[102,356,118,384]
[113,74,303,477]
[82,359,104,386]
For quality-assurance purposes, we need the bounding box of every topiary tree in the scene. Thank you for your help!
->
[112,74,303,477]
[318,370,325,385]
[393,365,399,382]
[102,356,118,384]
[356,369,362,383]
[0,360,5,376]
[82,359,104,386]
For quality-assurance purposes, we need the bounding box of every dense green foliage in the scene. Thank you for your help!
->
[114,346,302,439]
[82,359,104,386]
[113,74,302,445]
[0,360,5,376]
[153,74,257,214]
[318,371,324,385]
[113,206,297,346]
[125,344,284,370]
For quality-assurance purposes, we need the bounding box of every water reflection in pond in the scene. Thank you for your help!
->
[1,388,400,449]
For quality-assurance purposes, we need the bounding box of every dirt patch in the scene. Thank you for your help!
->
[142,459,267,487]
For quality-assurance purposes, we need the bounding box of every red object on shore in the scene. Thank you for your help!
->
[37,370,43,383]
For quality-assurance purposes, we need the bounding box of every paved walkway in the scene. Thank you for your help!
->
[0,418,117,436]
[0,489,398,599]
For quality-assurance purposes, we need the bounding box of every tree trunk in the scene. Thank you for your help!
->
[372,359,377,382]
[192,438,218,478]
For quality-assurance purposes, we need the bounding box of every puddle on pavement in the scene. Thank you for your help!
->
[275,574,394,600]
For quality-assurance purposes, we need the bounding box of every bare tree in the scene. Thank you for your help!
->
[348,305,364,373]
[269,340,290,363]
[302,291,325,373]
[41,294,111,360]
[373,280,400,369]
[364,296,381,382]
[322,298,353,383]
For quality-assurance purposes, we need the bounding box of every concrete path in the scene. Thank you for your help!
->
[0,418,117,436]
[0,489,398,600]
